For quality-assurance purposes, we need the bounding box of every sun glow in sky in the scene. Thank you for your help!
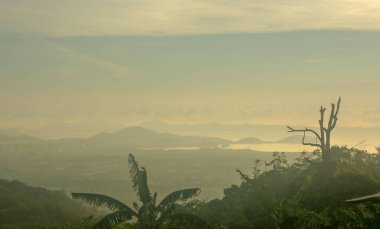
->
[0,1,380,140]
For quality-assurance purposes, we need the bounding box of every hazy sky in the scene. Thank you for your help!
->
[1,1,380,135]
[1,0,380,36]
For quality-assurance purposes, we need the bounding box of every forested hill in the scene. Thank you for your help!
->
[0,179,96,229]
[199,147,380,228]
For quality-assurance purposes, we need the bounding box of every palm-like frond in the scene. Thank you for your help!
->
[71,193,136,214]
[158,188,201,210]
[93,210,136,229]
[128,153,140,180]
[138,168,152,203]
[128,154,152,204]
[165,213,211,229]
[137,201,156,227]
[346,192,380,203]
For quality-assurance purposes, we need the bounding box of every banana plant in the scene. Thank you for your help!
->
[72,154,210,229]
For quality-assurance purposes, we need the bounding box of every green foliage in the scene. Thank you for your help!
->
[330,203,380,228]
[199,146,380,228]
[72,153,209,229]
[0,179,96,229]
[33,216,97,229]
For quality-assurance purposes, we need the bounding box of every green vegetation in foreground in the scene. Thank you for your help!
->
[199,146,380,228]
[0,179,97,229]
[72,154,210,229]
[2,146,380,228]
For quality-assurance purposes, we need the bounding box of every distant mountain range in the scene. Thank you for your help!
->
[276,135,318,144]
[235,135,317,144]
[0,126,312,149]
[1,121,379,149]
[236,137,269,144]
[86,126,232,148]
[140,121,288,140]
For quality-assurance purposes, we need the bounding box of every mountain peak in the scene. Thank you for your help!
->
[86,126,230,148]
[237,137,267,144]
[115,126,156,134]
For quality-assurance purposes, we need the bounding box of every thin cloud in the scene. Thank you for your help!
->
[1,0,380,36]
[55,45,129,79]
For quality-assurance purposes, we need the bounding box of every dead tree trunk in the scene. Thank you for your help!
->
[287,97,341,163]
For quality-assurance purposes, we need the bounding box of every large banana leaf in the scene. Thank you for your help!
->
[158,188,200,210]
[72,192,136,214]
[93,210,136,229]
[128,154,152,204]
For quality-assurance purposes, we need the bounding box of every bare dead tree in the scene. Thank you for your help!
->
[287,97,341,163]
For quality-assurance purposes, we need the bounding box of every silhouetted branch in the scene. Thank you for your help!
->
[287,126,322,142]
[301,131,322,148]
[330,97,341,130]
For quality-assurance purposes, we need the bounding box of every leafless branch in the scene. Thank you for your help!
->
[330,97,341,130]
[301,131,322,147]
[287,126,322,142]
[327,103,336,130]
